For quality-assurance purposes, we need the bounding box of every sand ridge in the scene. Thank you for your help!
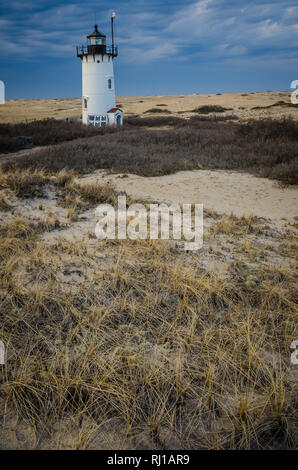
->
[78,169,298,224]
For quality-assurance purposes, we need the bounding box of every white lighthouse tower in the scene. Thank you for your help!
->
[76,13,123,126]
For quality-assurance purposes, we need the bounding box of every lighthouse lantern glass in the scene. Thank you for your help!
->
[88,36,106,46]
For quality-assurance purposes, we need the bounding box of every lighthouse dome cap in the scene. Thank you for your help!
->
[87,24,106,38]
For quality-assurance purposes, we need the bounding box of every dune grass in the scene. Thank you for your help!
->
[0,121,297,449]
[0,203,297,449]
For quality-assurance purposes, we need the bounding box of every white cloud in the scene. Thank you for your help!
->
[257,19,282,38]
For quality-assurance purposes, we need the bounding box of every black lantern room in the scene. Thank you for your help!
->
[77,23,118,59]
[87,25,106,54]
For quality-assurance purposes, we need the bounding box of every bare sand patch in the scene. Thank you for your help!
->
[78,169,298,224]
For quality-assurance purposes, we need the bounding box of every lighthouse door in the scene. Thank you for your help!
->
[116,114,121,125]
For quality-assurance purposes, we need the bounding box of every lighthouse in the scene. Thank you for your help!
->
[76,13,123,126]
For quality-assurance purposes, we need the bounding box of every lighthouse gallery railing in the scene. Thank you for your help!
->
[76,45,118,58]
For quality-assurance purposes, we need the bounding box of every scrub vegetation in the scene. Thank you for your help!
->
[2,117,297,185]
[0,119,117,153]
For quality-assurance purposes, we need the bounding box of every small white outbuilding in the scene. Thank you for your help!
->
[107,107,123,126]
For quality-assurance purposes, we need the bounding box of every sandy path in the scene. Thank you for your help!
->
[79,170,298,223]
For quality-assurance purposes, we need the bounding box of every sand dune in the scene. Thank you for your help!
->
[79,169,298,224]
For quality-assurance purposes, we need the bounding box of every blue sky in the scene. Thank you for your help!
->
[0,0,297,99]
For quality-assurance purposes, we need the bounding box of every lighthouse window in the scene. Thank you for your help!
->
[108,79,112,89]
[88,37,105,46]
[84,98,88,109]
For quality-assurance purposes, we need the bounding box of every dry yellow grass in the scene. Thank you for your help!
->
[0,91,297,124]
[0,169,297,449]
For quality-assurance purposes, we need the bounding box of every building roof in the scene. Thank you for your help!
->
[107,107,122,113]
[87,24,106,38]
